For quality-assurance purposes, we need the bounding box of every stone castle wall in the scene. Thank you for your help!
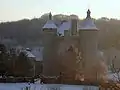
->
[42,29,107,81]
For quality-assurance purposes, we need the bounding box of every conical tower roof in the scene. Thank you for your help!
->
[79,9,98,30]
[42,12,57,29]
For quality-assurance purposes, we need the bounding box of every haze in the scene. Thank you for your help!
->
[0,0,120,22]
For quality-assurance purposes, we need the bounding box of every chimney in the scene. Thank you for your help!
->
[71,19,77,36]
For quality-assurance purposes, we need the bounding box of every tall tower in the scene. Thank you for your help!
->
[42,12,59,76]
[79,9,99,80]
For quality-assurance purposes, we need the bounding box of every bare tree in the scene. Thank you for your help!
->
[110,56,120,82]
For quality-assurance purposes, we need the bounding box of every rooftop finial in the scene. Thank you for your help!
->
[87,9,91,18]
[49,12,52,20]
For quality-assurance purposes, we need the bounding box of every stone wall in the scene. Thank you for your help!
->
[43,30,60,76]
[42,29,107,82]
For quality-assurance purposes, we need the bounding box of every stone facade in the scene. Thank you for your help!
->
[42,10,106,81]
[42,28,59,76]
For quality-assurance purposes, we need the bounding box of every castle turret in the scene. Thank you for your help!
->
[42,12,57,32]
[42,12,59,76]
[79,9,99,80]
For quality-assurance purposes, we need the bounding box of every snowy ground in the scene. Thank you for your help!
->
[0,83,99,90]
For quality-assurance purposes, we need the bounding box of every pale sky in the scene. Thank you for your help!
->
[0,0,120,22]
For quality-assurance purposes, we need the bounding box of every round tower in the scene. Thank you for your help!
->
[79,9,99,80]
[42,12,59,76]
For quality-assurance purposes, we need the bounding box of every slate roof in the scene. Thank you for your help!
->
[79,9,98,30]
[42,12,57,29]
[42,20,57,29]
[57,21,71,36]
[21,47,44,61]
[43,10,98,35]
[26,51,36,58]
[31,47,44,61]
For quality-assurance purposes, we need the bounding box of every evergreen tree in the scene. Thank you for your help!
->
[0,44,8,75]
[15,52,32,76]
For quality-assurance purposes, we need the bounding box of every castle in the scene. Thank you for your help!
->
[42,9,102,81]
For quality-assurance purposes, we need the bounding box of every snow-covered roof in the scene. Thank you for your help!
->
[79,9,98,30]
[31,47,44,61]
[57,21,71,36]
[42,20,57,29]
[42,12,57,29]
[25,51,36,58]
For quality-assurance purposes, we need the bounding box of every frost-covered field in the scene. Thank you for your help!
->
[0,83,99,90]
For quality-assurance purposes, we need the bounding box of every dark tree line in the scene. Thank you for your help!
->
[0,44,33,77]
[0,13,120,49]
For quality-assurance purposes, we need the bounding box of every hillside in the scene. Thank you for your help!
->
[0,13,120,50]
